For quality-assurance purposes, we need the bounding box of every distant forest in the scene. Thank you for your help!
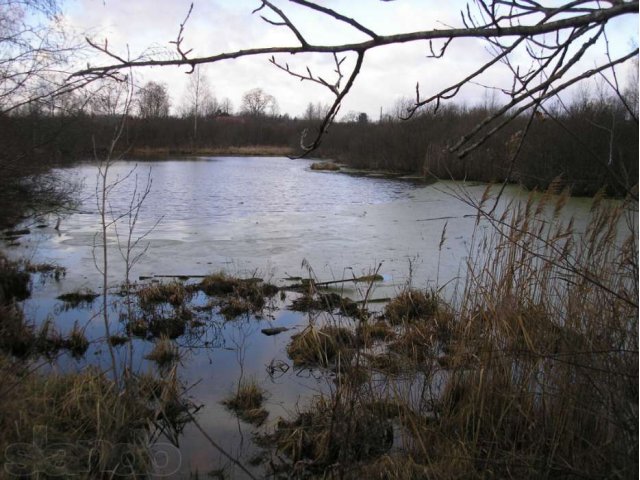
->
[1,81,637,198]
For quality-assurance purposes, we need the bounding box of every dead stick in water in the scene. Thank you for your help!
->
[313,274,384,287]
[138,274,209,280]
[154,274,209,278]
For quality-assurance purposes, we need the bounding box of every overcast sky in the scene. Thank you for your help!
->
[62,0,638,118]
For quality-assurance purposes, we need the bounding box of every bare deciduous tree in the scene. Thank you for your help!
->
[304,101,330,121]
[88,78,133,116]
[180,66,217,143]
[0,0,94,225]
[241,87,277,117]
[137,80,170,119]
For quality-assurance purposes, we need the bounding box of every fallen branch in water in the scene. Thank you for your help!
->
[139,274,208,280]
[309,274,384,288]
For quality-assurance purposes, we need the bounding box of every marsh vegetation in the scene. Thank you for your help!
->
[248,187,638,478]
[0,0,637,477]
[0,160,636,478]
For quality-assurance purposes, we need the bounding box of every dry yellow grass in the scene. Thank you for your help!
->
[145,336,180,368]
[222,378,268,426]
[287,324,358,368]
[0,357,185,478]
[137,281,190,309]
[271,187,638,478]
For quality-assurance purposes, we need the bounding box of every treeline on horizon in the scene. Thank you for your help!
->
[1,91,637,198]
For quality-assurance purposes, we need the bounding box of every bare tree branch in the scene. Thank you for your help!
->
[256,0,309,47]
[169,2,195,71]
[287,0,379,40]
[74,2,637,77]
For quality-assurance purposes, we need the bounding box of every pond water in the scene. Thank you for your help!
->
[4,156,596,478]
[18,156,490,292]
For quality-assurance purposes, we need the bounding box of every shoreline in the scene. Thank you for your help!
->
[126,145,296,158]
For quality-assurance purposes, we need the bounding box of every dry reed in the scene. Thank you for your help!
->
[268,187,638,478]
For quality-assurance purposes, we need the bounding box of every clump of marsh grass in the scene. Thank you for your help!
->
[0,307,91,359]
[0,356,190,478]
[128,281,196,339]
[199,271,240,295]
[22,261,66,281]
[383,288,439,324]
[65,323,89,359]
[356,319,395,344]
[310,161,340,171]
[287,324,358,368]
[222,379,268,426]
[33,318,66,357]
[56,289,100,308]
[145,337,180,368]
[288,291,322,311]
[148,307,192,339]
[126,305,193,340]
[218,296,257,320]
[0,304,36,357]
[388,323,438,365]
[365,351,407,375]
[259,394,393,474]
[289,291,364,319]
[108,334,130,347]
[137,281,191,310]
[127,317,150,338]
[199,272,278,319]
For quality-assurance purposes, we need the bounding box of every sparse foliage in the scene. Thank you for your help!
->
[0,0,90,114]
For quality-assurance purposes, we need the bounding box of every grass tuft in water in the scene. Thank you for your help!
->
[108,335,130,347]
[384,288,439,324]
[56,289,100,308]
[260,395,393,473]
[287,325,358,368]
[289,291,365,319]
[65,323,89,358]
[145,337,180,368]
[199,272,279,319]
[222,379,268,426]
[137,281,191,309]
[310,161,340,171]
[356,320,395,345]
[23,261,66,281]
